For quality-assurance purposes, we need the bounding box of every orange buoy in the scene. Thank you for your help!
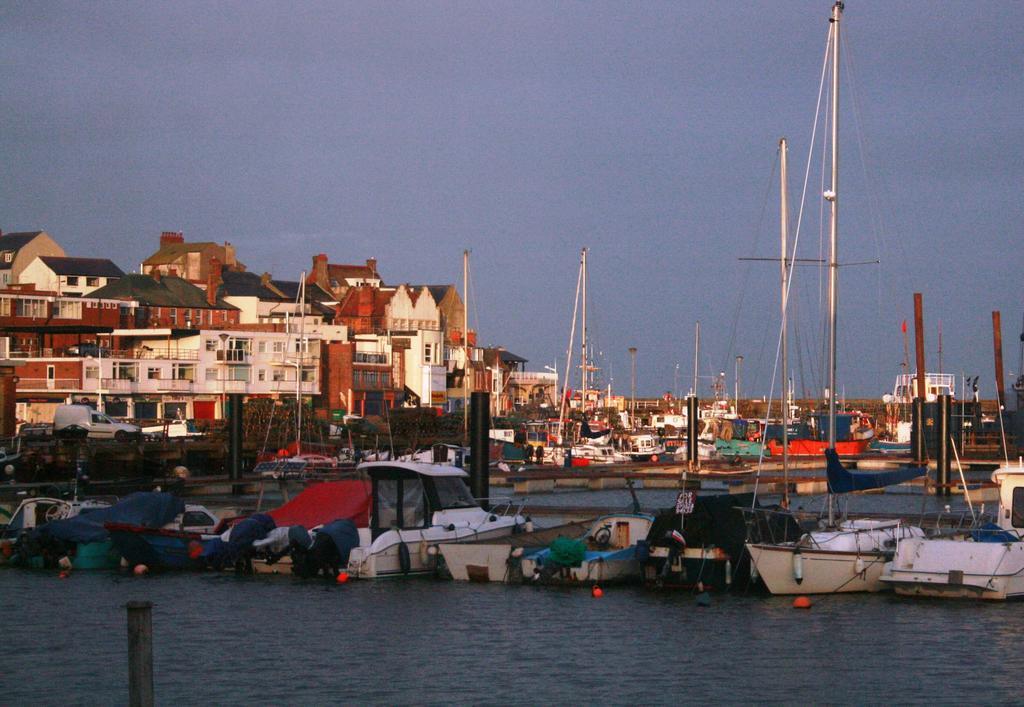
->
[133,564,149,576]
[188,541,204,560]
[792,595,812,609]
[1,540,13,558]
[336,571,350,584]
[59,571,69,579]
[591,585,604,598]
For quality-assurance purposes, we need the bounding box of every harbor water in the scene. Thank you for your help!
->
[4,488,1022,704]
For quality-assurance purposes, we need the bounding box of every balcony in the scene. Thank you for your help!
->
[17,378,80,392]
[216,350,249,363]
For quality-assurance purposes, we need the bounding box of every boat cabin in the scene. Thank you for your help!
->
[361,462,481,540]
[889,373,956,404]
[993,462,1024,532]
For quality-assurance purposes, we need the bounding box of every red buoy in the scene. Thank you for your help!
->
[792,595,812,609]
[591,585,604,598]
[188,541,204,560]
[133,564,149,576]
[336,571,350,584]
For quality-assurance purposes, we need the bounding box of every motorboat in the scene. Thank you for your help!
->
[438,520,592,582]
[345,461,529,578]
[0,496,112,568]
[622,433,666,462]
[879,459,1024,600]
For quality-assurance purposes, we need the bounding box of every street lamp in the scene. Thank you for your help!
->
[219,332,229,418]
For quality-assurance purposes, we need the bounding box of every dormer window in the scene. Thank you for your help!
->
[3,252,11,263]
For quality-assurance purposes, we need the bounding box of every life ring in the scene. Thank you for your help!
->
[397,542,411,575]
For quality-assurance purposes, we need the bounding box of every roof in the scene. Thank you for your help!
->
[39,256,124,278]
[409,285,456,305]
[143,241,220,265]
[0,232,45,268]
[336,286,393,318]
[218,270,284,301]
[89,274,238,309]
[499,350,529,364]
[327,263,377,282]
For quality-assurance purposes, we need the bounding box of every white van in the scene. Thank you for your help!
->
[53,404,141,442]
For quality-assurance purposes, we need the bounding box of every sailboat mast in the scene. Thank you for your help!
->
[780,137,790,506]
[827,1,842,451]
[297,271,306,453]
[692,321,700,396]
[581,247,588,411]
[463,249,470,437]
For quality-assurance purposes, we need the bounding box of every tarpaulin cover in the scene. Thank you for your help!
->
[267,480,371,528]
[37,492,185,545]
[970,523,1019,543]
[200,513,276,564]
[578,419,606,440]
[825,448,926,494]
[316,519,360,564]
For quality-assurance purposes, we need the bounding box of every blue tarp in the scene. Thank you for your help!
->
[316,519,360,565]
[825,448,926,494]
[970,523,1020,543]
[36,492,185,545]
[579,419,605,439]
[200,513,276,564]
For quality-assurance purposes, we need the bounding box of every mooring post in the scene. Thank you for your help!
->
[912,398,926,464]
[935,394,951,496]
[228,393,243,494]
[126,601,154,707]
[470,392,490,510]
[686,395,699,470]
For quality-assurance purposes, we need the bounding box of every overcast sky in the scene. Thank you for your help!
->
[1,1,1020,399]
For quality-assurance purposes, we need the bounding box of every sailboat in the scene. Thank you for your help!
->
[745,2,928,595]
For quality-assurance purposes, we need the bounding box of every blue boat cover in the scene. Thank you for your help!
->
[825,448,926,494]
[200,513,276,564]
[37,492,185,544]
[578,419,606,439]
[315,519,360,564]
[970,523,1020,543]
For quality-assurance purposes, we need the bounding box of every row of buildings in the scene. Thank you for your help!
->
[0,229,557,424]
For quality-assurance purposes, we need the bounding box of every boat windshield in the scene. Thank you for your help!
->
[434,477,478,509]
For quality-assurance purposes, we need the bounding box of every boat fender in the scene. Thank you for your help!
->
[489,515,497,523]
[792,550,803,584]
[750,556,760,582]
[725,559,732,587]
[398,542,411,575]
[419,539,430,565]
[854,556,865,576]
[446,524,456,531]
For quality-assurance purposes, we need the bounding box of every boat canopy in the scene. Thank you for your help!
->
[267,479,371,529]
[359,460,468,478]
[825,449,926,494]
[37,492,184,545]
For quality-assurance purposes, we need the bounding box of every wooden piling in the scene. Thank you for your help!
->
[126,600,154,707]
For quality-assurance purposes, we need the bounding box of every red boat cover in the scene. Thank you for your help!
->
[267,480,372,529]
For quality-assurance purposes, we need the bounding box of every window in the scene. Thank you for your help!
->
[3,252,12,263]
[66,276,79,286]
[301,368,315,382]
[205,368,218,381]
[205,339,217,351]
[86,277,99,287]
[228,366,248,382]
[423,343,432,364]
[381,372,390,387]
[1013,488,1024,528]
[169,309,177,325]
[257,341,267,353]
[0,298,10,316]
[272,369,286,382]
[147,367,161,380]
[113,362,137,381]
[84,365,99,380]
[434,477,477,509]
[15,298,46,318]
[272,341,285,354]
[54,300,82,319]
[364,371,378,387]
[257,369,266,381]
[172,364,195,381]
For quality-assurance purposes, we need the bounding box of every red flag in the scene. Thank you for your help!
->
[901,320,907,333]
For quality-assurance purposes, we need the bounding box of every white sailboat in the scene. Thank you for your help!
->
[745,2,926,595]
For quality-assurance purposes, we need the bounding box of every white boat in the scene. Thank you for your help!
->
[623,433,666,462]
[880,460,1024,600]
[438,520,592,582]
[744,3,927,594]
[0,496,111,565]
[346,460,529,579]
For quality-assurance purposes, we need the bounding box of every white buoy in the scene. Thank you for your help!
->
[725,559,732,587]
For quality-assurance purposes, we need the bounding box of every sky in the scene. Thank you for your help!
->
[1,1,1021,400]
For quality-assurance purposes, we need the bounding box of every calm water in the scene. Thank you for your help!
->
[3,488,1020,705]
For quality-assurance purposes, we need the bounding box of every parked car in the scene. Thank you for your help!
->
[53,404,141,442]
[65,343,111,357]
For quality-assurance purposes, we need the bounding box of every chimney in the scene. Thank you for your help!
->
[260,272,272,287]
[167,266,178,278]
[366,258,377,277]
[312,253,329,285]
[223,242,236,267]
[207,257,222,306]
[160,231,184,248]
[357,284,374,317]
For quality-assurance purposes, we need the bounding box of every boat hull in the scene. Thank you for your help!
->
[746,543,890,594]
[766,438,870,456]
[880,537,1024,601]
[107,524,204,570]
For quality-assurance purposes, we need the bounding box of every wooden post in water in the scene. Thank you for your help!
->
[935,394,951,496]
[126,601,154,707]
[469,392,490,510]
[686,395,699,471]
[912,293,928,463]
[992,311,1007,461]
[228,393,243,494]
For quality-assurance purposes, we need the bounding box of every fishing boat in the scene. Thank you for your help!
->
[519,513,655,585]
[744,2,928,594]
[765,412,874,457]
[879,459,1024,600]
[622,433,666,462]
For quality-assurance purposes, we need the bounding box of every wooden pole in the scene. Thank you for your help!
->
[126,601,154,707]
[913,293,927,400]
[993,311,1006,405]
